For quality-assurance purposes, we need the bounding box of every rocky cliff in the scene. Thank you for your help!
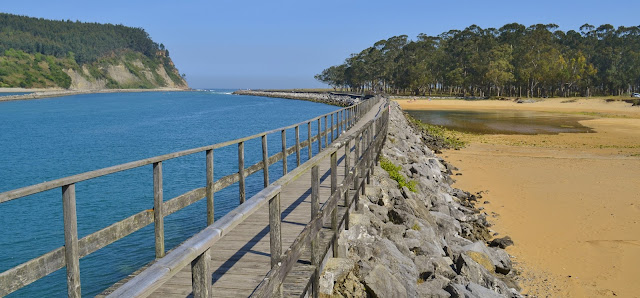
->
[64,51,188,90]
[319,101,521,297]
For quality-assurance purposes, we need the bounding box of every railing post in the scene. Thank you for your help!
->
[351,107,355,127]
[262,135,269,187]
[308,121,312,159]
[269,193,282,267]
[281,129,287,175]
[310,165,320,298]
[361,130,367,196]
[295,125,301,167]
[341,110,344,133]
[238,141,245,204]
[337,110,341,137]
[330,152,338,257]
[353,159,359,212]
[269,193,283,297]
[206,150,214,225]
[370,122,376,180]
[345,108,349,129]
[317,118,322,152]
[153,162,165,258]
[191,247,212,298]
[367,126,372,185]
[62,184,81,298]
[324,115,328,147]
[344,140,351,230]
[344,140,350,178]
[330,113,334,142]
[344,188,349,230]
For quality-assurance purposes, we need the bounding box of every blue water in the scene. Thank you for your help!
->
[0,90,338,297]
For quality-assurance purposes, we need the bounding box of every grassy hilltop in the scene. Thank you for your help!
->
[0,13,188,89]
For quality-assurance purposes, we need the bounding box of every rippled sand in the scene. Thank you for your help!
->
[399,98,640,297]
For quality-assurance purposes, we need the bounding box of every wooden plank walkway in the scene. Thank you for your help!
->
[102,100,385,298]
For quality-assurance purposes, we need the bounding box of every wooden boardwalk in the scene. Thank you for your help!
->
[102,100,386,297]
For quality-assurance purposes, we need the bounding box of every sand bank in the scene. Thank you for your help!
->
[397,97,640,119]
[0,87,189,102]
[399,98,640,297]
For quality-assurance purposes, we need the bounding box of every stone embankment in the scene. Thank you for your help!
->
[232,90,363,106]
[319,101,521,297]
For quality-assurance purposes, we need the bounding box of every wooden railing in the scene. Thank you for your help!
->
[0,96,381,297]
[108,97,389,297]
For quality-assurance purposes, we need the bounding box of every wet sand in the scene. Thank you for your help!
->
[399,98,640,297]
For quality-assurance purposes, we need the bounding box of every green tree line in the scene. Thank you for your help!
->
[0,13,163,64]
[316,23,640,98]
[0,13,185,89]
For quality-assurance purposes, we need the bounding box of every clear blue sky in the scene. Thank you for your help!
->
[3,0,639,89]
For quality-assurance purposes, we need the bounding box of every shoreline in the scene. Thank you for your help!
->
[232,90,366,106]
[399,98,640,296]
[0,87,191,102]
[396,97,640,118]
[320,101,521,297]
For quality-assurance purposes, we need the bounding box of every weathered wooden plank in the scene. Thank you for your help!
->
[330,113,334,142]
[0,246,65,296]
[281,129,288,175]
[262,135,269,187]
[295,125,301,167]
[163,187,206,218]
[79,209,155,258]
[153,162,165,259]
[323,115,328,147]
[206,149,214,225]
[108,186,282,297]
[238,141,246,204]
[307,122,312,159]
[317,118,321,152]
[191,247,211,298]
[269,193,282,268]
[62,184,81,298]
[330,153,339,258]
[310,165,320,298]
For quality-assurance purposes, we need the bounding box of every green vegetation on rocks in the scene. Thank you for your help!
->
[407,115,467,150]
[380,157,417,192]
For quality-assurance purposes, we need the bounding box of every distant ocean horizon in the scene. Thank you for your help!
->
[0,90,338,296]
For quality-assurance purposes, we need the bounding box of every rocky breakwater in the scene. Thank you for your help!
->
[232,90,363,106]
[319,102,521,297]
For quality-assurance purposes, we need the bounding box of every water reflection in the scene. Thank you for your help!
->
[406,109,594,135]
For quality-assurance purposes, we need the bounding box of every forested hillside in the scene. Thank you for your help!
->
[0,13,187,89]
[316,24,640,98]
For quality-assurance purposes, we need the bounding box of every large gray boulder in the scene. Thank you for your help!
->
[364,264,408,298]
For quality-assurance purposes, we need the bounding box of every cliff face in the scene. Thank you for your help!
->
[0,49,188,90]
[0,13,188,90]
[64,52,188,90]
[319,102,521,297]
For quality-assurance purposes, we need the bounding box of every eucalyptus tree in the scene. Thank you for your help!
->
[316,23,639,97]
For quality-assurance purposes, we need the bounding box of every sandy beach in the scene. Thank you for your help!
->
[0,87,190,102]
[398,98,640,297]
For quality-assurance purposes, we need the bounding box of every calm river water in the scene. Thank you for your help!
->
[0,90,338,297]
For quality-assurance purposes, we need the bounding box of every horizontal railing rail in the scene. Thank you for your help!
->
[0,96,379,297]
[107,97,389,297]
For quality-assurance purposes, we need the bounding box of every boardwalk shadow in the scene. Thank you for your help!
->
[210,159,339,287]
